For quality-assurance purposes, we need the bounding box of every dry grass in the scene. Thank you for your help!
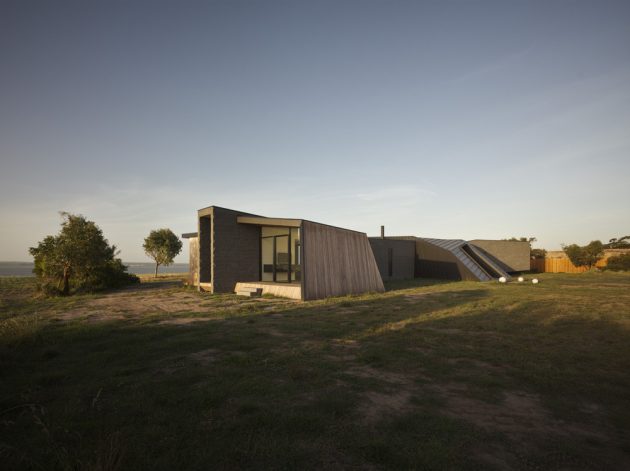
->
[1,272,630,469]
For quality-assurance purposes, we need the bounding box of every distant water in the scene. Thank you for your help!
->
[0,262,189,276]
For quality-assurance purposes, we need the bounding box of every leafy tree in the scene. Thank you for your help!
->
[504,236,537,244]
[504,237,546,259]
[530,248,547,259]
[562,240,604,269]
[605,253,630,271]
[605,235,630,249]
[143,228,183,277]
[29,212,138,295]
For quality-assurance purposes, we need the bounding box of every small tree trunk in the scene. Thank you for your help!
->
[62,266,70,295]
[155,262,159,278]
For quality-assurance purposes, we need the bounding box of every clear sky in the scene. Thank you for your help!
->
[1,0,629,262]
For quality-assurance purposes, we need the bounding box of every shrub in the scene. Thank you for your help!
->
[562,241,604,269]
[29,213,139,295]
[605,253,630,271]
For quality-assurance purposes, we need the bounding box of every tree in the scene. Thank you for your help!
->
[29,212,138,295]
[530,248,547,260]
[605,253,630,271]
[504,236,537,245]
[504,237,546,259]
[143,228,183,277]
[562,240,604,270]
[605,235,630,249]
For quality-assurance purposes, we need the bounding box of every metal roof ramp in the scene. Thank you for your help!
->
[463,244,511,280]
[419,238,493,281]
[418,238,512,281]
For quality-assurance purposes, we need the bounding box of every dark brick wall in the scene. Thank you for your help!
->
[198,217,211,283]
[211,207,261,293]
[368,238,415,281]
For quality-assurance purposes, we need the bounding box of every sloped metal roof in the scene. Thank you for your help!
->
[418,238,492,281]
[465,244,510,280]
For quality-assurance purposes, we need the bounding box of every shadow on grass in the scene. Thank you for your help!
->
[384,277,454,292]
[1,284,629,470]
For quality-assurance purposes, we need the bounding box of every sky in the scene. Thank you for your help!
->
[1,0,629,263]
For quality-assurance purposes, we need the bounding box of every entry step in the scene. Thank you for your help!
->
[235,287,263,297]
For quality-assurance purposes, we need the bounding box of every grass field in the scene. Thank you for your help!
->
[1,272,629,470]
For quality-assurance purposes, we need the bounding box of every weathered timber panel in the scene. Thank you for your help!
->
[531,249,630,273]
[302,221,384,300]
[188,236,199,285]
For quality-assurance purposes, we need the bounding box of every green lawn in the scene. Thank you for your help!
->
[1,273,629,470]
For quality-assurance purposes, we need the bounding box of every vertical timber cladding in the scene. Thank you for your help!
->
[188,237,199,285]
[210,207,261,293]
[302,221,384,300]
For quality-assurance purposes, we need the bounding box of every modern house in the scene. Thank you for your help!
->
[182,206,384,300]
[183,205,530,300]
[369,234,530,282]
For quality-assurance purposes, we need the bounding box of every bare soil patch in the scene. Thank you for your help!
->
[189,348,220,364]
[346,365,411,385]
[435,384,627,469]
[51,283,292,322]
[360,389,413,424]
[159,317,216,325]
[57,289,203,321]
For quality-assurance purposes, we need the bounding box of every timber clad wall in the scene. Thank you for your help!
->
[188,237,199,285]
[532,249,630,273]
[302,221,384,300]
[210,207,261,293]
[369,238,415,281]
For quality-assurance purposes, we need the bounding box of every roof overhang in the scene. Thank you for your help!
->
[237,216,302,228]
[181,232,198,239]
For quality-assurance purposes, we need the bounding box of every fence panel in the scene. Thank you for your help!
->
[531,255,611,273]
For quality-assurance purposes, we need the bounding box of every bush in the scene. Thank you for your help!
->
[605,253,630,271]
[30,213,139,295]
[562,241,604,269]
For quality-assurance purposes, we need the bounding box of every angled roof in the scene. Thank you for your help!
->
[196,205,366,234]
[237,216,302,228]
[465,244,510,280]
[418,238,494,281]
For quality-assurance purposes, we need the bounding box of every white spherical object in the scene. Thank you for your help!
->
[517,276,524,282]
[532,278,539,284]
[498,276,507,283]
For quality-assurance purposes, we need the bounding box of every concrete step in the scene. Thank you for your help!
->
[236,287,263,297]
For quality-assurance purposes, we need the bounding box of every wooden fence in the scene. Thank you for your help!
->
[530,258,591,273]
[531,249,629,273]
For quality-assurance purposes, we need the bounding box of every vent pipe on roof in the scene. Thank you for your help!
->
[380,225,385,239]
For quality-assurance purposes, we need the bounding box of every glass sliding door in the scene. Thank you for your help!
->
[290,227,301,282]
[261,226,300,283]
[261,236,274,281]
[274,235,289,282]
